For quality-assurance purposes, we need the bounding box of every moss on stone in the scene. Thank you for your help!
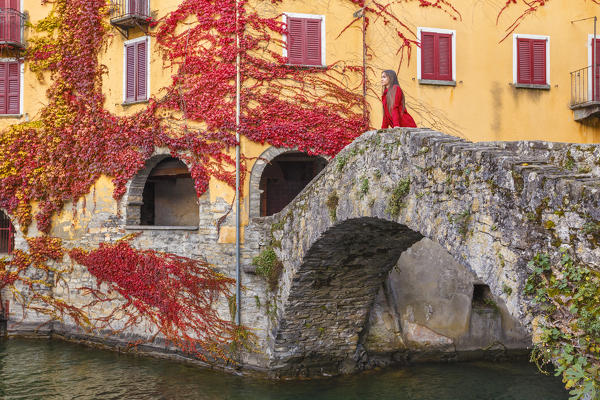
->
[336,153,349,172]
[326,192,339,221]
[358,176,369,199]
[511,170,524,193]
[253,247,283,291]
[386,178,411,217]
[544,220,556,230]
[450,208,471,239]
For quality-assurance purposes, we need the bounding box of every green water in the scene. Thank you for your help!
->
[0,338,567,399]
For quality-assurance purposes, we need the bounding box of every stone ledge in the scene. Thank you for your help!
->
[125,225,198,231]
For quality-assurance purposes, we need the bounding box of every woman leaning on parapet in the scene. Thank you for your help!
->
[381,69,417,129]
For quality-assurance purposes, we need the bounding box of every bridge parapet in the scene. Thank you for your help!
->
[251,128,600,376]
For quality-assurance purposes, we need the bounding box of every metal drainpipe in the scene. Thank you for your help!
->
[235,0,242,326]
[594,16,597,102]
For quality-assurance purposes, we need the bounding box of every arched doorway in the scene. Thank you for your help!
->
[0,211,14,254]
[141,157,198,226]
[258,152,327,216]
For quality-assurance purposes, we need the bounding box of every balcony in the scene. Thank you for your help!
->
[0,8,26,50]
[110,0,151,39]
[570,66,600,121]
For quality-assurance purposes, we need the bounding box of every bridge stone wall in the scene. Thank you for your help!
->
[255,128,600,376]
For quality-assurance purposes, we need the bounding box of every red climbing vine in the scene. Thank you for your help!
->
[497,0,600,42]
[0,235,241,360]
[2,0,565,362]
[69,236,240,360]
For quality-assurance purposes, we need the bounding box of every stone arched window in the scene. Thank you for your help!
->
[126,156,199,227]
[249,148,327,218]
[0,210,14,254]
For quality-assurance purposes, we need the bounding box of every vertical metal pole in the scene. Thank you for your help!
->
[594,17,597,101]
[362,6,367,122]
[235,0,242,326]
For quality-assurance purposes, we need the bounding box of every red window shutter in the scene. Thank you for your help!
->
[287,17,304,65]
[6,61,18,114]
[136,39,147,100]
[125,43,136,102]
[421,32,435,79]
[8,6,17,42]
[304,19,321,66]
[531,39,546,85]
[517,38,532,84]
[9,0,19,9]
[0,63,6,114]
[437,33,452,81]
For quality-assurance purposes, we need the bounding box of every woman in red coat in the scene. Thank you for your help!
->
[381,69,417,129]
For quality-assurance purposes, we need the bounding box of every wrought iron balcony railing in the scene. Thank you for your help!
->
[570,66,596,106]
[110,0,150,23]
[570,66,600,120]
[110,0,151,38]
[0,8,26,49]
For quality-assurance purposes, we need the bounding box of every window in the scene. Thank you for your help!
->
[0,211,14,254]
[0,60,20,115]
[587,35,600,101]
[126,0,149,15]
[123,36,149,103]
[417,28,455,84]
[513,34,550,87]
[283,13,325,66]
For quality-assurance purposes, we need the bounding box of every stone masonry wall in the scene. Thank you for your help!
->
[5,129,600,377]
[258,128,600,376]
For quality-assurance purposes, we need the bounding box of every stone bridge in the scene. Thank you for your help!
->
[255,128,600,375]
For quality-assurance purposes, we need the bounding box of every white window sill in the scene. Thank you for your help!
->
[511,83,550,90]
[121,99,149,106]
[285,63,327,69]
[0,114,22,118]
[125,225,198,231]
[418,79,456,87]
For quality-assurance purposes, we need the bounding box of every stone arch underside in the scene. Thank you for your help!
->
[260,128,600,375]
[269,218,422,374]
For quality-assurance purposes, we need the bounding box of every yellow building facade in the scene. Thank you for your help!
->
[1,0,600,237]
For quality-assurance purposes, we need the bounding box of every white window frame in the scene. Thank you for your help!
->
[512,33,550,87]
[282,12,326,67]
[0,58,24,117]
[416,27,456,84]
[122,36,151,103]
[587,34,600,101]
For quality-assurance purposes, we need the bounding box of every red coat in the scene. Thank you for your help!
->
[381,85,417,129]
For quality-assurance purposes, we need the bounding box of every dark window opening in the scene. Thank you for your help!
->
[472,284,494,308]
[140,158,199,226]
[259,152,327,217]
[0,210,14,254]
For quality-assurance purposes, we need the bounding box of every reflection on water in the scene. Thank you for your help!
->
[0,338,567,400]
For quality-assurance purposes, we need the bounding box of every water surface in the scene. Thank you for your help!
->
[0,338,567,399]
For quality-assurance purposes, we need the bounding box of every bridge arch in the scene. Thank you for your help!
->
[259,128,598,375]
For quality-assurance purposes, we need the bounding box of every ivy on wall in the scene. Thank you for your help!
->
[1,0,598,380]
[525,251,600,399]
